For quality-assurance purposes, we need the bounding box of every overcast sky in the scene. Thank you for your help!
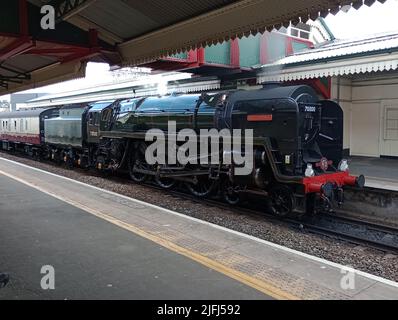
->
[324,0,398,39]
[2,0,398,102]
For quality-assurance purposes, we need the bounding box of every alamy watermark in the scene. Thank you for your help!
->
[40,5,55,30]
[340,266,355,290]
[145,121,254,176]
[40,265,55,290]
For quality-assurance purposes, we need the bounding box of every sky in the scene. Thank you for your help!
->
[324,0,398,39]
[2,0,398,102]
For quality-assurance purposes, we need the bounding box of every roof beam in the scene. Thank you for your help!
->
[2,59,85,94]
[49,0,97,22]
[0,37,35,61]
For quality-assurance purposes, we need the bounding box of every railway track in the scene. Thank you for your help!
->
[175,191,398,254]
[2,151,398,254]
[139,178,398,254]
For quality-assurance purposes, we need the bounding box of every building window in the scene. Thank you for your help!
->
[289,22,311,40]
[290,28,299,37]
[385,107,398,140]
[299,31,310,39]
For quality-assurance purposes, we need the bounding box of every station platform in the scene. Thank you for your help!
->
[350,156,398,191]
[0,156,397,300]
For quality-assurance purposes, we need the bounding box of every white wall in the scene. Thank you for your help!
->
[331,77,352,150]
[332,72,398,157]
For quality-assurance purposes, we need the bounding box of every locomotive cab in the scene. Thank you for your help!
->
[224,84,364,215]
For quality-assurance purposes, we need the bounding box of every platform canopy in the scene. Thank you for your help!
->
[0,0,387,95]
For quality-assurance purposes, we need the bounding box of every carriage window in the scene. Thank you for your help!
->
[14,121,17,130]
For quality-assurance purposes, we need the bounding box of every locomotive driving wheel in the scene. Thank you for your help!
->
[155,168,176,189]
[223,180,242,205]
[269,185,295,217]
[155,176,176,189]
[128,143,149,183]
[186,175,216,198]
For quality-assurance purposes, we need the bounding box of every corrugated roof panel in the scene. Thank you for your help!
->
[78,0,237,40]
[260,32,398,67]
[79,0,159,40]
[257,32,398,82]
[2,54,58,73]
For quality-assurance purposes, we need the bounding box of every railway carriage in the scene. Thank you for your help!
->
[0,108,58,156]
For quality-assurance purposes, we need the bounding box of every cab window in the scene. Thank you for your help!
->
[101,109,112,122]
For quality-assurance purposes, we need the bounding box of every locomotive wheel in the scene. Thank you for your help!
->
[128,144,148,183]
[223,181,241,205]
[269,185,295,217]
[155,176,176,189]
[186,176,216,198]
[223,188,240,205]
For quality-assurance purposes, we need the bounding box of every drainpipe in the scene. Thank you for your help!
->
[336,75,341,104]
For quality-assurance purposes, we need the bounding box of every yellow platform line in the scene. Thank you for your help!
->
[0,169,299,300]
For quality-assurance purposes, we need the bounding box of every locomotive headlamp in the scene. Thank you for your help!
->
[305,163,315,177]
[338,159,349,172]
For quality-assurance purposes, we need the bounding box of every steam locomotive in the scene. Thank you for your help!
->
[0,84,364,216]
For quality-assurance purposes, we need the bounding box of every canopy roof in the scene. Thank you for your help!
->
[257,31,398,82]
[0,0,387,95]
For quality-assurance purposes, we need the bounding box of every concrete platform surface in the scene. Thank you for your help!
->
[350,156,398,191]
[0,156,397,300]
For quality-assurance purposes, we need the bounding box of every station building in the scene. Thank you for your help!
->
[257,32,398,158]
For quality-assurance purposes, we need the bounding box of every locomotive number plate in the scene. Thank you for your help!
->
[304,106,317,112]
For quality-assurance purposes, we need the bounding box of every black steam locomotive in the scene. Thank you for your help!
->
[0,84,364,216]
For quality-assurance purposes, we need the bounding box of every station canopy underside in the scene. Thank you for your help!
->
[0,0,387,95]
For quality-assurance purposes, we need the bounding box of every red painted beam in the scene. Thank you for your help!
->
[230,39,240,67]
[60,47,99,63]
[197,47,205,65]
[88,29,98,48]
[28,47,89,55]
[0,37,34,61]
[285,37,293,56]
[187,49,198,63]
[19,0,29,36]
[311,78,331,99]
[260,33,269,65]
